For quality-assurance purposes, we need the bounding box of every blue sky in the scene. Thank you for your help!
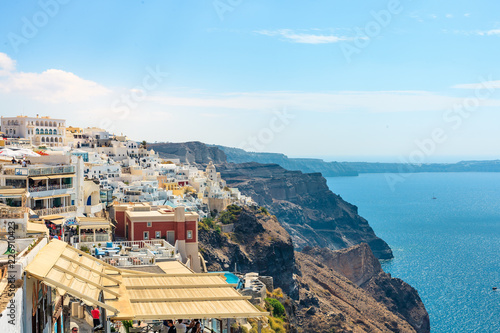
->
[1,0,500,162]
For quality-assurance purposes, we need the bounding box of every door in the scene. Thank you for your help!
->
[167,231,175,245]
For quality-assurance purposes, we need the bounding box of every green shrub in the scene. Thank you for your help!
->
[121,320,133,333]
[260,207,269,215]
[265,298,286,319]
[218,205,242,224]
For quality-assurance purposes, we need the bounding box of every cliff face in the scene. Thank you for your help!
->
[217,145,358,177]
[150,142,227,164]
[217,162,393,259]
[294,251,419,333]
[302,245,430,333]
[198,206,297,297]
[199,207,429,333]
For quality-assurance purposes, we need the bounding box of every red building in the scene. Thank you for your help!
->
[112,202,199,271]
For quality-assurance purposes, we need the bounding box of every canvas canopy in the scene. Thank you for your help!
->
[24,240,267,320]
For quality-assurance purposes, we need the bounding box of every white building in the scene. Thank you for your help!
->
[1,115,67,147]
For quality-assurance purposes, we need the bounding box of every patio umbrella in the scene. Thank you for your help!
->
[16,148,40,157]
[0,148,19,158]
[0,148,40,158]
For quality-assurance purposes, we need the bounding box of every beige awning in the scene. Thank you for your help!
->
[27,222,49,235]
[0,188,27,197]
[156,261,194,275]
[79,224,111,229]
[34,196,52,200]
[30,176,48,180]
[25,240,268,321]
[47,174,75,179]
[45,218,64,225]
[38,214,64,220]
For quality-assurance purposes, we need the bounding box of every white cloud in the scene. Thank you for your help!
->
[452,80,500,89]
[477,28,500,36]
[0,52,111,103]
[0,53,16,76]
[146,89,500,114]
[464,13,471,17]
[445,14,453,18]
[255,29,355,44]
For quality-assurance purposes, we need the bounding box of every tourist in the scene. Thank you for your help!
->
[91,306,100,329]
[71,327,78,332]
[166,320,177,333]
[175,319,187,332]
[188,319,201,333]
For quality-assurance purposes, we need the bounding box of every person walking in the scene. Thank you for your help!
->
[91,306,101,329]
[175,319,187,332]
[166,320,177,333]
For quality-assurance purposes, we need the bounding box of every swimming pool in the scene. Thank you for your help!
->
[210,271,240,285]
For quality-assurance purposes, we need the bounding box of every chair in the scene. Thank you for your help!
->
[129,328,144,333]
[151,323,163,332]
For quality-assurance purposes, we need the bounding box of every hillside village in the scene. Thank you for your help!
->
[0,115,272,333]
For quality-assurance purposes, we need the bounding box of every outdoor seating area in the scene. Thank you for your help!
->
[84,239,178,267]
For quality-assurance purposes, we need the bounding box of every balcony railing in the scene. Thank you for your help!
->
[1,165,75,176]
[0,207,26,219]
[33,205,77,216]
[80,234,110,243]
[101,255,156,267]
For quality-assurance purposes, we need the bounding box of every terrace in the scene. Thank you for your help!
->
[74,239,178,267]
[0,164,75,176]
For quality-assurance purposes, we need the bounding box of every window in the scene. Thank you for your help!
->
[147,222,152,227]
[187,230,193,240]
[143,231,149,240]
[155,231,161,239]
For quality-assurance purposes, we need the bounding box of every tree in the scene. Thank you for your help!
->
[141,140,147,149]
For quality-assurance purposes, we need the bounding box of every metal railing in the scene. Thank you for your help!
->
[80,234,110,243]
[101,255,156,266]
[1,165,75,176]
[33,205,77,216]
[0,207,26,219]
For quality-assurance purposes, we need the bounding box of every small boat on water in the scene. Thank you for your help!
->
[493,287,498,291]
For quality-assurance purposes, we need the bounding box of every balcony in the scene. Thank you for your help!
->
[0,207,26,219]
[1,165,75,176]
[29,184,73,192]
[80,233,110,243]
[85,203,103,215]
[33,205,77,217]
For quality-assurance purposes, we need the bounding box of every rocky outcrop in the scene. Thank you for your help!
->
[217,162,393,259]
[198,206,297,297]
[200,207,429,333]
[294,250,418,333]
[150,141,227,164]
[217,145,358,176]
[302,244,430,333]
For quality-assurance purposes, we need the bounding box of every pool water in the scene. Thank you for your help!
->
[210,271,241,285]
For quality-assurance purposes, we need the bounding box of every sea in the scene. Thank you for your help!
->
[326,173,500,333]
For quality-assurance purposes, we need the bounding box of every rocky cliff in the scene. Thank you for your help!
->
[200,207,429,333]
[217,162,393,259]
[217,145,358,176]
[198,206,297,297]
[302,245,430,333]
[149,141,227,164]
